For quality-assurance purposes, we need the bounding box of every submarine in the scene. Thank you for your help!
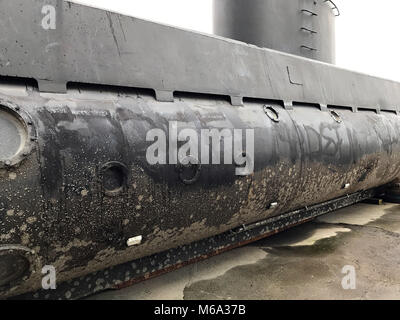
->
[1,0,400,299]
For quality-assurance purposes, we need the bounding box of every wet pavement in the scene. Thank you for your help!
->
[89,202,400,300]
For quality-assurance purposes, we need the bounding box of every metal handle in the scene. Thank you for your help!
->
[300,45,318,51]
[324,0,340,17]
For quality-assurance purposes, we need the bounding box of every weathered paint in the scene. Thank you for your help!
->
[0,81,399,298]
[14,189,376,300]
[1,0,400,300]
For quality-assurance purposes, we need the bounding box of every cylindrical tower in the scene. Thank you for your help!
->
[213,0,338,64]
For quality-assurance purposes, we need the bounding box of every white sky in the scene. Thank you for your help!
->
[72,0,400,82]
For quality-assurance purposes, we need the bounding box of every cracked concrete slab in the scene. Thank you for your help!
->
[318,203,400,234]
[89,203,400,300]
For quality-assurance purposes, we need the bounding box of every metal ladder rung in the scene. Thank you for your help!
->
[300,45,318,52]
[300,27,318,34]
[301,9,318,16]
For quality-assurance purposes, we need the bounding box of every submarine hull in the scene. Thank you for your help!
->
[1,0,400,299]
[1,83,400,298]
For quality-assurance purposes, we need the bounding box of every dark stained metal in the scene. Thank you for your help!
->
[13,189,376,300]
[0,81,400,299]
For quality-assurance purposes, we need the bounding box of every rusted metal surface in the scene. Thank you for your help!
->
[13,189,376,300]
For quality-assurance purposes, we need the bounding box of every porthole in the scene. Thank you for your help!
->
[0,253,30,288]
[101,162,128,197]
[263,105,280,122]
[0,103,35,169]
[0,245,36,289]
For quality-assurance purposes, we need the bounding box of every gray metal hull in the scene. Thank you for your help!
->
[0,0,400,299]
[214,0,337,63]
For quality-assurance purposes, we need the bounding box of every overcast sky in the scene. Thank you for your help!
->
[72,0,400,82]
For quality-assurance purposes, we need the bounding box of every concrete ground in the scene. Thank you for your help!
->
[89,202,400,300]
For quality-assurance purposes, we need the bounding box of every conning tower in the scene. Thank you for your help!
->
[213,0,338,63]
